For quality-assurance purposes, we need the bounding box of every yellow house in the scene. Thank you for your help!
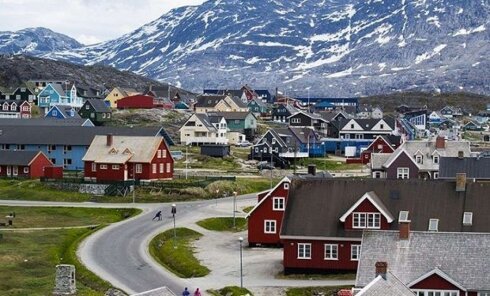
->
[194,95,248,113]
[104,87,139,108]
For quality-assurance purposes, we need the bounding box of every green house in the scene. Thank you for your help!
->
[212,111,257,140]
[78,99,112,126]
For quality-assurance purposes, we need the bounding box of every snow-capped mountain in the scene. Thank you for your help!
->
[0,27,82,55]
[45,0,490,96]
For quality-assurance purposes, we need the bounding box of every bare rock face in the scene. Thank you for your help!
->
[53,264,76,296]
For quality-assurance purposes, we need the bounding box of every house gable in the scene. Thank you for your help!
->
[371,119,392,131]
[246,176,291,219]
[383,149,419,169]
[341,119,364,131]
[365,136,396,153]
[408,268,466,292]
[339,191,395,223]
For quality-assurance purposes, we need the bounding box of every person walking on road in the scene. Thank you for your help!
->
[152,210,162,221]
[193,288,201,296]
[182,287,190,296]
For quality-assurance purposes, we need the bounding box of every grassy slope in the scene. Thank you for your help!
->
[196,217,247,232]
[286,286,352,296]
[0,179,91,202]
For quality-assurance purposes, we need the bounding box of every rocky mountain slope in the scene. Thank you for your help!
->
[12,0,490,96]
[0,55,164,91]
[0,27,82,55]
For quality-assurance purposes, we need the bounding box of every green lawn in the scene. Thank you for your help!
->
[208,286,253,296]
[0,179,91,202]
[149,227,209,278]
[286,286,352,296]
[297,158,364,171]
[196,217,247,232]
[0,207,139,296]
[277,272,356,280]
[242,206,254,213]
[0,206,140,228]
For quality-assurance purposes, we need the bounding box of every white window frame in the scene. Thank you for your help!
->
[463,212,473,226]
[112,165,119,170]
[351,244,361,261]
[273,197,285,211]
[397,167,409,179]
[324,244,338,260]
[159,163,164,173]
[91,162,96,172]
[433,155,439,164]
[415,155,423,164]
[297,243,311,259]
[433,172,439,179]
[136,164,142,174]
[52,110,58,117]
[264,220,276,234]
[157,150,162,158]
[100,164,108,170]
[413,290,459,296]
[428,218,439,231]
[152,163,157,174]
[162,149,167,158]
[23,167,29,174]
[284,183,289,190]
[353,212,381,229]
[166,163,171,173]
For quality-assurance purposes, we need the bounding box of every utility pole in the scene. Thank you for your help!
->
[185,144,188,180]
[270,146,273,189]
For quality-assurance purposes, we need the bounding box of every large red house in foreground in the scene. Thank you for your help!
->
[83,135,173,182]
[279,178,490,274]
[246,177,291,247]
[0,150,53,178]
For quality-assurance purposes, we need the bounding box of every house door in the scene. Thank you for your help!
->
[6,166,11,176]
[124,168,128,181]
[12,166,18,176]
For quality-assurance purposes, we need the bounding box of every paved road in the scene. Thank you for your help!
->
[0,196,354,295]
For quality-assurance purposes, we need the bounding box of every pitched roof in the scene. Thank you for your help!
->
[86,98,111,112]
[195,95,226,108]
[439,156,490,179]
[49,105,81,118]
[0,150,45,166]
[83,136,162,164]
[194,113,217,131]
[370,153,392,170]
[0,126,163,145]
[228,95,248,108]
[356,231,490,290]
[356,273,413,296]
[213,111,253,120]
[280,179,490,239]
[338,118,395,131]
[288,127,318,144]
[0,118,93,127]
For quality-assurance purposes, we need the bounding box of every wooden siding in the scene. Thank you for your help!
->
[343,199,390,231]
[385,152,419,179]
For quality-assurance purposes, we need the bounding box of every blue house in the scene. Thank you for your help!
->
[45,105,81,119]
[0,126,170,171]
[37,83,84,113]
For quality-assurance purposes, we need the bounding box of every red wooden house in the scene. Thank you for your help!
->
[358,135,400,164]
[0,100,31,118]
[83,134,173,182]
[0,150,53,178]
[279,178,490,274]
[246,177,291,247]
[116,95,164,109]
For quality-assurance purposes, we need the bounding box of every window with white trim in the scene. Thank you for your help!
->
[324,244,338,260]
[91,163,96,172]
[397,167,409,179]
[297,243,311,259]
[413,290,458,296]
[415,155,423,164]
[152,163,157,174]
[162,149,167,158]
[374,171,381,178]
[159,163,164,173]
[100,164,108,170]
[284,182,289,190]
[463,212,473,226]
[166,163,171,173]
[112,165,119,170]
[428,218,439,231]
[433,155,439,164]
[157,150,162,158]
[351,245,361,261]
[135,164,142,174]
[291,118,300,124]
[23,167,29,173]
[273,197,285,211]
[353,212,380,229]
[433,172,439,179]
[478,292,490,296]
[264,220,276,234]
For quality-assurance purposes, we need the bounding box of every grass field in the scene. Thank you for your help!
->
[0,179,91,202]
[149,227,209,278]
[297,158,364,171]
[0,206,139,296]
[286,286,352,296]
[208,286,254,296]
[196,217,247,232]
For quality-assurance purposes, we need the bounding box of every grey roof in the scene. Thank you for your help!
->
[49,84,68,97]
[356,272,413,296]
[50,105,81,118]
[86,98,111,112]
[288,127,318,144]
[229,95,248,108]
[338,118,395,131]
[319,111,347,122]
[193,113,217,131]
[370,153,392,170]
[356,231,490,290]
[439,156,490,179]
[0,126,163,146]
[195,95,226,108]
[383,140,472,171]
[213,111,253,120]
[0,118,93,127]
[280,179,490,239]
[0,150,44,165]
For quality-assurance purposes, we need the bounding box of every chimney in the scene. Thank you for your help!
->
[458,151,464,159]
[375,262,387,280]
[399,221,410,240]
[435,136,446,149]
[308,164,316,176]
[456,173,466,192]
[106,134,113,147]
